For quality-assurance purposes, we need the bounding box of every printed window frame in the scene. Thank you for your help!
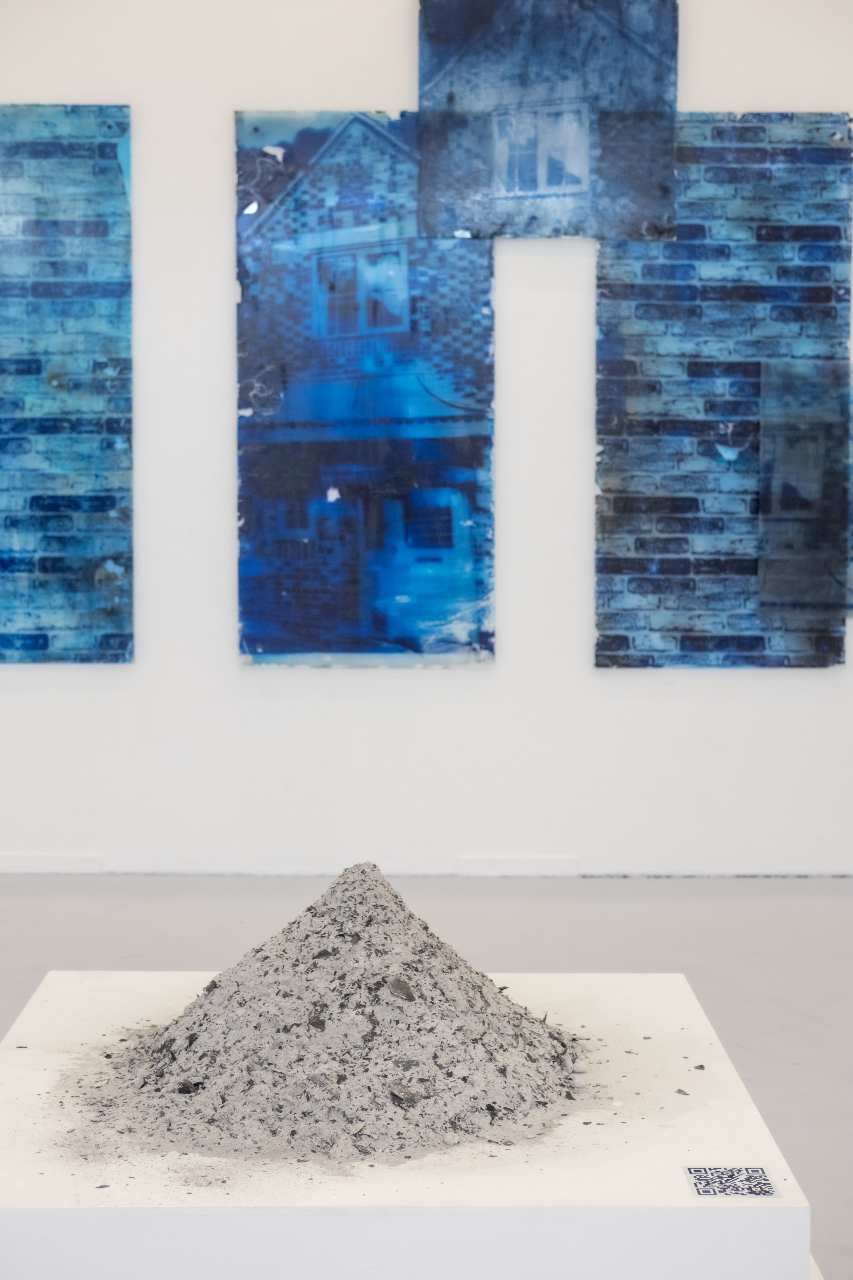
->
[312,241,411,339]
[405,501,455,551]
[492,102,590,199]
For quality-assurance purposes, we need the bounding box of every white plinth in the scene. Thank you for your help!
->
[0,972,815,1279]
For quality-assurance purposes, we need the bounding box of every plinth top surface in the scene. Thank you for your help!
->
[0,971,806,1210]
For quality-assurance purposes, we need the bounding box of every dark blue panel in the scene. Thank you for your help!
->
[236,112,494,663]
[595,112,851,668]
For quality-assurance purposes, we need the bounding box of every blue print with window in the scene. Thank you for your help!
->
[236,111,494,662]
[418,0,677,239]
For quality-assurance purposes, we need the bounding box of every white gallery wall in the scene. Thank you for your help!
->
[0,0,852,876]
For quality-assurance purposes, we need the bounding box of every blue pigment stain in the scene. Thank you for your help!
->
[418,0,678,240]
[236,112,494,663]
[596,112,852,668]
[0,105,133,663]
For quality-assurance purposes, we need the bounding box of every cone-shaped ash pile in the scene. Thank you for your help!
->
[97,863,575,1160]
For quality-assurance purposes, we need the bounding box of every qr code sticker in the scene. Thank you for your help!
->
[687,1167,776,1197]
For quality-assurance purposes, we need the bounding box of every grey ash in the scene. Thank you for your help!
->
[72,863,576,1162]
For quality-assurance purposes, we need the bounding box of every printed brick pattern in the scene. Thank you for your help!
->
[596,112,851,668]
[0,105,132,663]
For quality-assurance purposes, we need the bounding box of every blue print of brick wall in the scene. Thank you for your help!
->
[596,112,851,668]
[0,105,132,663]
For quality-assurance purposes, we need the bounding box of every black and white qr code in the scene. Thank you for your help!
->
[687,1167,776,1197]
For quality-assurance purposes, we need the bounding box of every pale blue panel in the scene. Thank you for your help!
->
[0,104,132,663]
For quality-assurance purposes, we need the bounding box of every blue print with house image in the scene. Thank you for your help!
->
[236,112,494,662]
[418,0,678,240]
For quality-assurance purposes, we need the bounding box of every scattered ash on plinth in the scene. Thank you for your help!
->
[64,863,576,1164]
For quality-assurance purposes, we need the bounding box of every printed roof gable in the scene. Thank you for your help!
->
[249,114,418,240]
[421,0,674,101]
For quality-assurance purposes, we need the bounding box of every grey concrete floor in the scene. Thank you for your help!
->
[0,874,849,1278]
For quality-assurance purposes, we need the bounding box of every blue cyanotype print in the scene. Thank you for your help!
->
[236,112,494,663]
[0,104,132,663]
[418,0,678,240]
[596,112,852,668]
